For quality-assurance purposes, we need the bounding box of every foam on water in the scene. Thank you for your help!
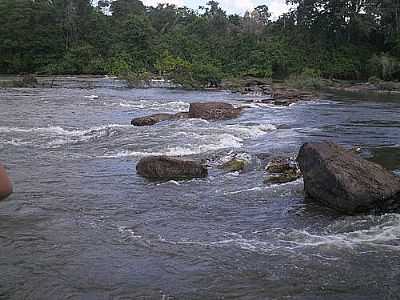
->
[0,124,130,136]
[224,187,264,195]
[84,95,99,100]
[225,123,277,138]
[223,178,303,195]
[118,214,400,256]
[119,100,189,112]
[118,226,143,239]
[101,133,243,158]
[218,151,252,164]
[0,138,31,146]
[284,214,400,250]
[0,124,131,147]
[177,120,277,141]
[98,120,277,158]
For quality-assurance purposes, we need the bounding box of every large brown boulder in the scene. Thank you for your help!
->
[136,156,208,180]
[0,164,13,200]
[188,102,242,120]
[297,142,400,214]
[131,112,188,126]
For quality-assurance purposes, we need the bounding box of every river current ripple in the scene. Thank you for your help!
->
[0,81,400,299]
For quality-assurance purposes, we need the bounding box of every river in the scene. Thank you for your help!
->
[0,77,400,299]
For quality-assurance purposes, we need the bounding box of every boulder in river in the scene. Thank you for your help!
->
[136,156,208,180]
[188,102,242,120]
[131,112,188,126]
[297,142,400,214]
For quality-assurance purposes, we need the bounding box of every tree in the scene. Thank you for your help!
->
[253,5,271,25]
[110,0,145,17]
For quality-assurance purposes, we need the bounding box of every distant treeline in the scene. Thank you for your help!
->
[1,0,400,85]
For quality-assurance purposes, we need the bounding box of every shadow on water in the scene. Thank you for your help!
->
[323,88,400,104]
[368,147,400,171]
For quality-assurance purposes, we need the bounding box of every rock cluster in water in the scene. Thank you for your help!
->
[135,141,400,217]
[131,84,399,216]
[227,78,317,106]
[131,102,242,126]
[270,89,316,106]
[242,88,316,106]
[297,141,400,214]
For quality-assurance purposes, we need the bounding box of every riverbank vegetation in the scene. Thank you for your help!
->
[1,0,400,87]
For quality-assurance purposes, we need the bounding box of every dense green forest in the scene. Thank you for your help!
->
[1,0,400,85]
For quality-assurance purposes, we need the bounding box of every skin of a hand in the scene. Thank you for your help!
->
[0,164,13,200]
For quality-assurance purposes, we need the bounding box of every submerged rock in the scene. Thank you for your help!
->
[131,113,175,126]
[174,112,190,119]
[297,142,400,214]
[131,112,188,126]
[272,99,297,106]
[266,157,295,173]
[130,102,241,126]
[136,156,208,180]
[265,171,300,184]
[264,157,301,184]
[220,158,248,173]
[188,102,242,120]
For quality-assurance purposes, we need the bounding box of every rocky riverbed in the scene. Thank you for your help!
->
[1,76,400,299]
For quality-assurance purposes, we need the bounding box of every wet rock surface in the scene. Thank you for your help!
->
[239,86,317,106]
[131,102,242,126]
[136,156,208,180]
[188,102,242,120]
[220,158,248,173]
[131,113,177,126]
[264,157,301,184]
[0,165,13,200]
[297,142,400,214]
[131,112,189,126]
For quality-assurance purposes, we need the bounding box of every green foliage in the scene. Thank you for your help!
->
[121,71,152,88]
[368,76,381,84]
[191,62,223,85]
[367,54,400,80]
[155,52,193,86]
[241,66,272,79]
[155,52,191,75]
[154,51,223,87]
[285,68,326,90]
[106,52,151,76]
[107,54,133,76]
[1,0,400,86]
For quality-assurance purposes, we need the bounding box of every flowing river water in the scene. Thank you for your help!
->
[0,77,400,299]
